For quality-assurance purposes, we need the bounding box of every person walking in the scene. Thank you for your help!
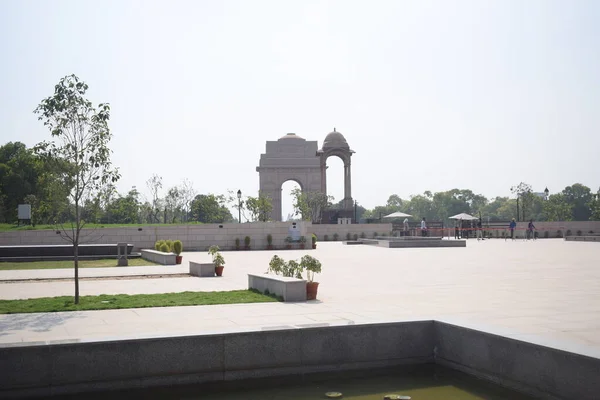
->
[509,218,517,240]
[527,219,536,240]
[476,217,483,240]
[454,219,461,239]
[403,218,409,237]
[421,217,427,237]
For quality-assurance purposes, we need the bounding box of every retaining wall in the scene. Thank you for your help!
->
[1,321,598,399]
[0,223,392,251]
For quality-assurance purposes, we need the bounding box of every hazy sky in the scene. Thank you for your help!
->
[1,0,599,219]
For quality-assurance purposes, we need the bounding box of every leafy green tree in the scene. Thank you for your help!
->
[589,188,600,221]
[291,188,333,223]
[34,74,120,304]
[190,194,233,223]
[511,182,534,221]
[561,183,592,221]
[245,192,273,222]
[0,142,42,222]
[543,193,573,221]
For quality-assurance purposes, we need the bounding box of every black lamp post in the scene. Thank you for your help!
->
[354,200,358,223]
[544,187,549,200]
[237,190,242,223]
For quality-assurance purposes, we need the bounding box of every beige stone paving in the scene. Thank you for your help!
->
[0,239,599,358]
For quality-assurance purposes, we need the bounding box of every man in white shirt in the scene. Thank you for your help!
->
[403,218,409,236]
[421,217,427,237]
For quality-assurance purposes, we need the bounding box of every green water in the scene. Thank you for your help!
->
[55,365,536,400]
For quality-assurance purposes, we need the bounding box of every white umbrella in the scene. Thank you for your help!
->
[382,211,412,219]
[449,213,478,220]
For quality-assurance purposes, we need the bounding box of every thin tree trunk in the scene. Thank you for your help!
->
[74,240,79,304]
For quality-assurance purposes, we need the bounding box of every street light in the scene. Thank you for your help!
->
[544,187,549,200]
[237,190,242,223]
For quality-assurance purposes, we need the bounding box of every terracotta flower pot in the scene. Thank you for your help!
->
[267,245,274,250]
[306,282,319,300]
[215,266,224,276]
[312,244,317,249]
[286,244,292,250]
[175,255,183,264]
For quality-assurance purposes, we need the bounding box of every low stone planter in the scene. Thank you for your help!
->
[189,261,216,277]
[141,249,176,265]
[248,273,307,302]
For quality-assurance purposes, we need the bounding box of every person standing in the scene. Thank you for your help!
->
[421,217,427,237]
[454,219,461,239]
[509,218,517,240]
[403,218,409,237]
[476,217,483,240]
[527,219,536,240]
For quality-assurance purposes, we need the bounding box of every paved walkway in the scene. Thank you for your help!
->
[1,240,599,359]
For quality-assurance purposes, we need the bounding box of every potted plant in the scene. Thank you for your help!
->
[557,230,563,238]
[333,233,339,241]
[244,236,251,250]
[300,255,322,300]
[154,240,163,251]
[299,236,306,249]
[208,245,225,276]
[285,259,303,278]
[267,234,274,250]
[285,236,293,250]
[577,230,582,236]
[311,234,317,249]
[324,234,329,242]
[353,233,359,241]
[373,232,378,238]
[235,237,240,251]
[346,232,351,241]
[173,240,183,264]
[360,232,366,239]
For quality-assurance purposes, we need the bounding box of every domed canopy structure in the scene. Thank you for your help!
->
[278,133,305,140]
[322,128,349,149]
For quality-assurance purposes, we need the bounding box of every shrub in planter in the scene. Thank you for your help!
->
[159,243,169,253]
[566,229,572,237]
[360,232,366,239]
[312,234,317,249]
[346,232,351,241]
[284,259,303,279]
[324,234,329,242]
[300,255,322,300]
[244,236,251,250]
[155,240,163,251]
[577,230,582,236]
[266,234,273,250]
[333,233,339,241]
[557,230,563,238]
[285,236,293,249]
[173,240,183,264]
[299,236,306,249]
[373,232,378,238]
[209,245,225,276]
[544,231,549,238]
[268,255,285,275]
[353,233,359,241]
[235,237,240,250]
[165,240,174,252]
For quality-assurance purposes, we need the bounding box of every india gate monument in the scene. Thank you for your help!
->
[256,129,355,222]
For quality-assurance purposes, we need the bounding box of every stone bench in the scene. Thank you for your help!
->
[141,249,176,265]
[189,261,215,277]
[248,273,307,302]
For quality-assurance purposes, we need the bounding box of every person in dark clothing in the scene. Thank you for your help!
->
[509,218,517,240]
[454,219,461,239]
[477,218,483,240]
[527,219,536,240]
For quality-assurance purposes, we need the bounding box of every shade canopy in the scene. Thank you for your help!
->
[382,211,412,219]
[449,213,478,220]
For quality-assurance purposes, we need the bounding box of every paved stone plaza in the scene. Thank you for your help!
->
[1,239,599,359]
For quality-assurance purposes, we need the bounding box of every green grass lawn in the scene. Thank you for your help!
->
[0,290,280,314]
[0,258,159,270]
[0,222,207,232]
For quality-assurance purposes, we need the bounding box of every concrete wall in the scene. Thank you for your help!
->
[0,321,433,398]
[0,223,392,251]
[435,321,600,400]
[487,221,600,239]
[2,320,599,399]
[311,223,392,241]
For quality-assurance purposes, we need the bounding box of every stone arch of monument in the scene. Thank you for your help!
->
[257,130,354,221]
